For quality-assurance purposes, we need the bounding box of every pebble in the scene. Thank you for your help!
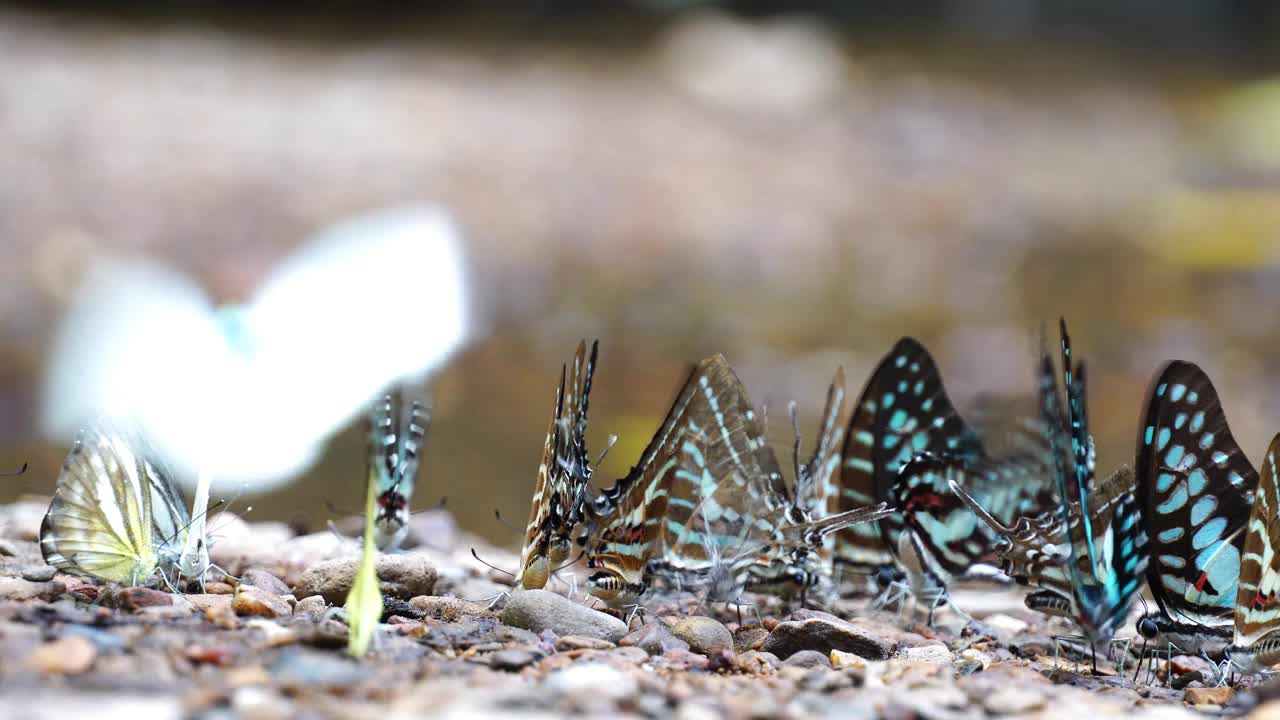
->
[735,650,781,675]
[830,649,867,670]
[670,616,733,657]
[1186,686,1233,706]
[1171,671,1203,690]
[118,587,173,611]
[983,687,1046,715]
[900,643,954,664]
[186,645,237,666]
[239,568,291,596]
[545,662,638,701]
[733,625,769,652]
[245,619,299,647]
[662,647,710,670]
[761,615,894,660]
[982,614,1029,637]
[232,586,292,618]
[783,650,831,668]
[204,582,236,595]
[294,554,437,603]
[293,594,328,620]
[556,635,616,651]
[501,590,627,643]
[410,595,492,622]
[29,636,96,674]
[272,649,370,690]
[0,577,65,601]
[622,622,689,655]
[21,565,56,582]
[489,646,543,671]
[205,600,240,630]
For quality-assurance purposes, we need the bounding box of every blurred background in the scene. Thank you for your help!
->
[3,2,1280,547]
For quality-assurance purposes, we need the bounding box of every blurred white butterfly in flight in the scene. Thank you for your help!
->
[42,207,471,494]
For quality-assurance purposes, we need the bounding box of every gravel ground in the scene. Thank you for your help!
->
[0,500,1268,719]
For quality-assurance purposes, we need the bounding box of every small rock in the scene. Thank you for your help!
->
[29,636,96,674]
[671,616,733,657]
[662,647,710,670]
[735,650,781,675]
[1186,686,1233,705]
[246,619,299,647]
[956,658,984,675]
[0,577,65,601]
[118,587,172,611]
[409,595,492,622]
[545,662,637,701]
[783,650,831,668]
[983,687,1046,715]
[501,590,627,643]
[186,644,237,666]
[232,586,292,618]
[272,648,370,690]
[830,649,867,670]
[1171,654,1216,678]
[20,565,56,582]
[982,614,1029,637]
[557,635,616,651]
[293,595,328,620]
[61,625,127,652]
[622,623,689,655]
[240,568,291,596]
[204,581,236,595]
[761,615,894,660]
[901,643,953,664]
[294,554,437,603]
[489,646,543,671]
[205,601,239,630]
[231,687,294,720]
[1172,671,1204,690]
[733,625,768,653]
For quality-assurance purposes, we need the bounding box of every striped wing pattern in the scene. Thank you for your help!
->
[369,389,430,551]
[518,340,600,590]
[793,367,847,569]
[837,338,985,572]
[1231,435,1280,665]
[1136,361,1255,629]
[1049,320,1149,642]
[40,428,190,586]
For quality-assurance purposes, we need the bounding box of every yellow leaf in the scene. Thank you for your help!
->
[344,475,382,658]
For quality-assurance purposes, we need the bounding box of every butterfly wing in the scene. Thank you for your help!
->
[837,338,984,571]
[517,374,566,590]
[1233,435,1280,650]
[40,429,188,585]
[796,367,847,530]
[1135,361,1255,627]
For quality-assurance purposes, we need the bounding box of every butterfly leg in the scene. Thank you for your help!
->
[1131,636,1148,683]
[1106,638,1130,681]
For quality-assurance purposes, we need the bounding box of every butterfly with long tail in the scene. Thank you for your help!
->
[951,320,1149,660]
[1226,434,1280,675]
[367,389,430,551]
[40,427,208,588]
[516,340,598,591]
[606,357,889,609]
[1132,361,1255,659]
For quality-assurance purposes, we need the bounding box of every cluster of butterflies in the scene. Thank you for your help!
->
[26,319,1280,677]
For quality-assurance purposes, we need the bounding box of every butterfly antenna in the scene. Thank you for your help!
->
[469,547,515,578]
[1,462,27,477]
[162,499,227,547]
[551,548,586,574]
[595,434,618,467]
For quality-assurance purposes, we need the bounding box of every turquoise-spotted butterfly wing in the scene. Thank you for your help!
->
[1135,361,1255,627]
[837,338,984,573]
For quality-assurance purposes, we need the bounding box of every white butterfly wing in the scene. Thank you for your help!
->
[242,206,469,458]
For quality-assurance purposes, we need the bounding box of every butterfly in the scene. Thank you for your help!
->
[346,447,383,658]
[952,320,1149,652]
[614,357,888,608]
[1226,434,1280,674]
[43,207,469,490]
[1133,361,1255,655]
[837,339,986,580]
[517,340,598,591]
[40,427,207,588]
[367,390,430,551]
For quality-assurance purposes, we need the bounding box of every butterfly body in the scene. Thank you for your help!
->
[368,391,430,551]
[1226,435,1280,674]
[40,428,194,587]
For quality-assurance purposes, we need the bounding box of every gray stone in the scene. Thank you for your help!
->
[489,646,543,671]
[900,643,954,664]
[983,687,1047,715]
[782,649,831,668]
[501,590,627,643]
[293,553,437,604]
[761,615,894,660]
[0,577,64,601]
[409,595,493,622]
[670,616,733,657]
[20,565,56,582]
[239,568,291,596]
[293,595,328,621]
[622,622,689,655]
